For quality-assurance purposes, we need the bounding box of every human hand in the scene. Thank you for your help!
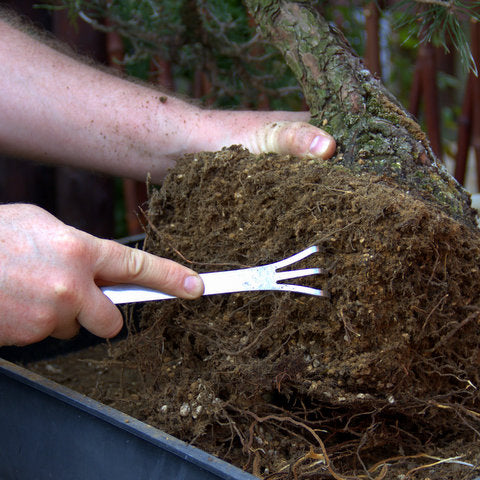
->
[1,19,334,183]
[188,110,336,160]
[0,204,204,346]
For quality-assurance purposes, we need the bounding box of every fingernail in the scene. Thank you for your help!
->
[309,135,333,157]
[184,275,204,297]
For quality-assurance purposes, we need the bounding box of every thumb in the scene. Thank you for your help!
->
[94,239,204,299]
[250,121,336,159]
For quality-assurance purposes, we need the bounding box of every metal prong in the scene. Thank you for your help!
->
[274,284,328,297]
[275,267,322,282]
[272,246,319,270]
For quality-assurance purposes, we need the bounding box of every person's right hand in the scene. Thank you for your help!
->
[0,204,204,346]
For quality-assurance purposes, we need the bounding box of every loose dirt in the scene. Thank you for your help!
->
[32,147,480,479]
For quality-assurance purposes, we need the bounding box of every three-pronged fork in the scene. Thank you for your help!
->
[101,246,327,304]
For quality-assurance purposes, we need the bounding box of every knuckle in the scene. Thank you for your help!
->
[20,306,58,345]
[27,278,80,343]
[124,249,148,280]
[261,121,309,156]
[51,276,77,301]
[51,229,88,261]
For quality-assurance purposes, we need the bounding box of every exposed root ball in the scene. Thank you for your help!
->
[117,147,480,479]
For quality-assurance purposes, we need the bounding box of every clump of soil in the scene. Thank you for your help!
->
[36,147,480,479]
[107,146,479,479]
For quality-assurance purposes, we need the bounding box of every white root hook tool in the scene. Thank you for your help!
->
[101,245,328,305]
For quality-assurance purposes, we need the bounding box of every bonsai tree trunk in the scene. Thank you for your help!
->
[245,0,476,228]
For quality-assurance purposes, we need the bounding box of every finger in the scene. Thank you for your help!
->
[94,239,204,299]
[77,284,124,338]
[50,318,81,340]
[38,280,82,341]
[251,121,336,159]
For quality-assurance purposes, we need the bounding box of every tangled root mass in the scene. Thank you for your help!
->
[57,148,480,479]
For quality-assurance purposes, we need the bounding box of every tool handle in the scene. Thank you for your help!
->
[101,266,268,305]
[101,284,175,304]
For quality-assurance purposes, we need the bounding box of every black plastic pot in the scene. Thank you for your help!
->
[0,233,256,479]
[0,358,256,480]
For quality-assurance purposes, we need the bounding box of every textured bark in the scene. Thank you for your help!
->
[245,0,477,228]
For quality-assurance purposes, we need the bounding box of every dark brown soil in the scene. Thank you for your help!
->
[32,147,480,479]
